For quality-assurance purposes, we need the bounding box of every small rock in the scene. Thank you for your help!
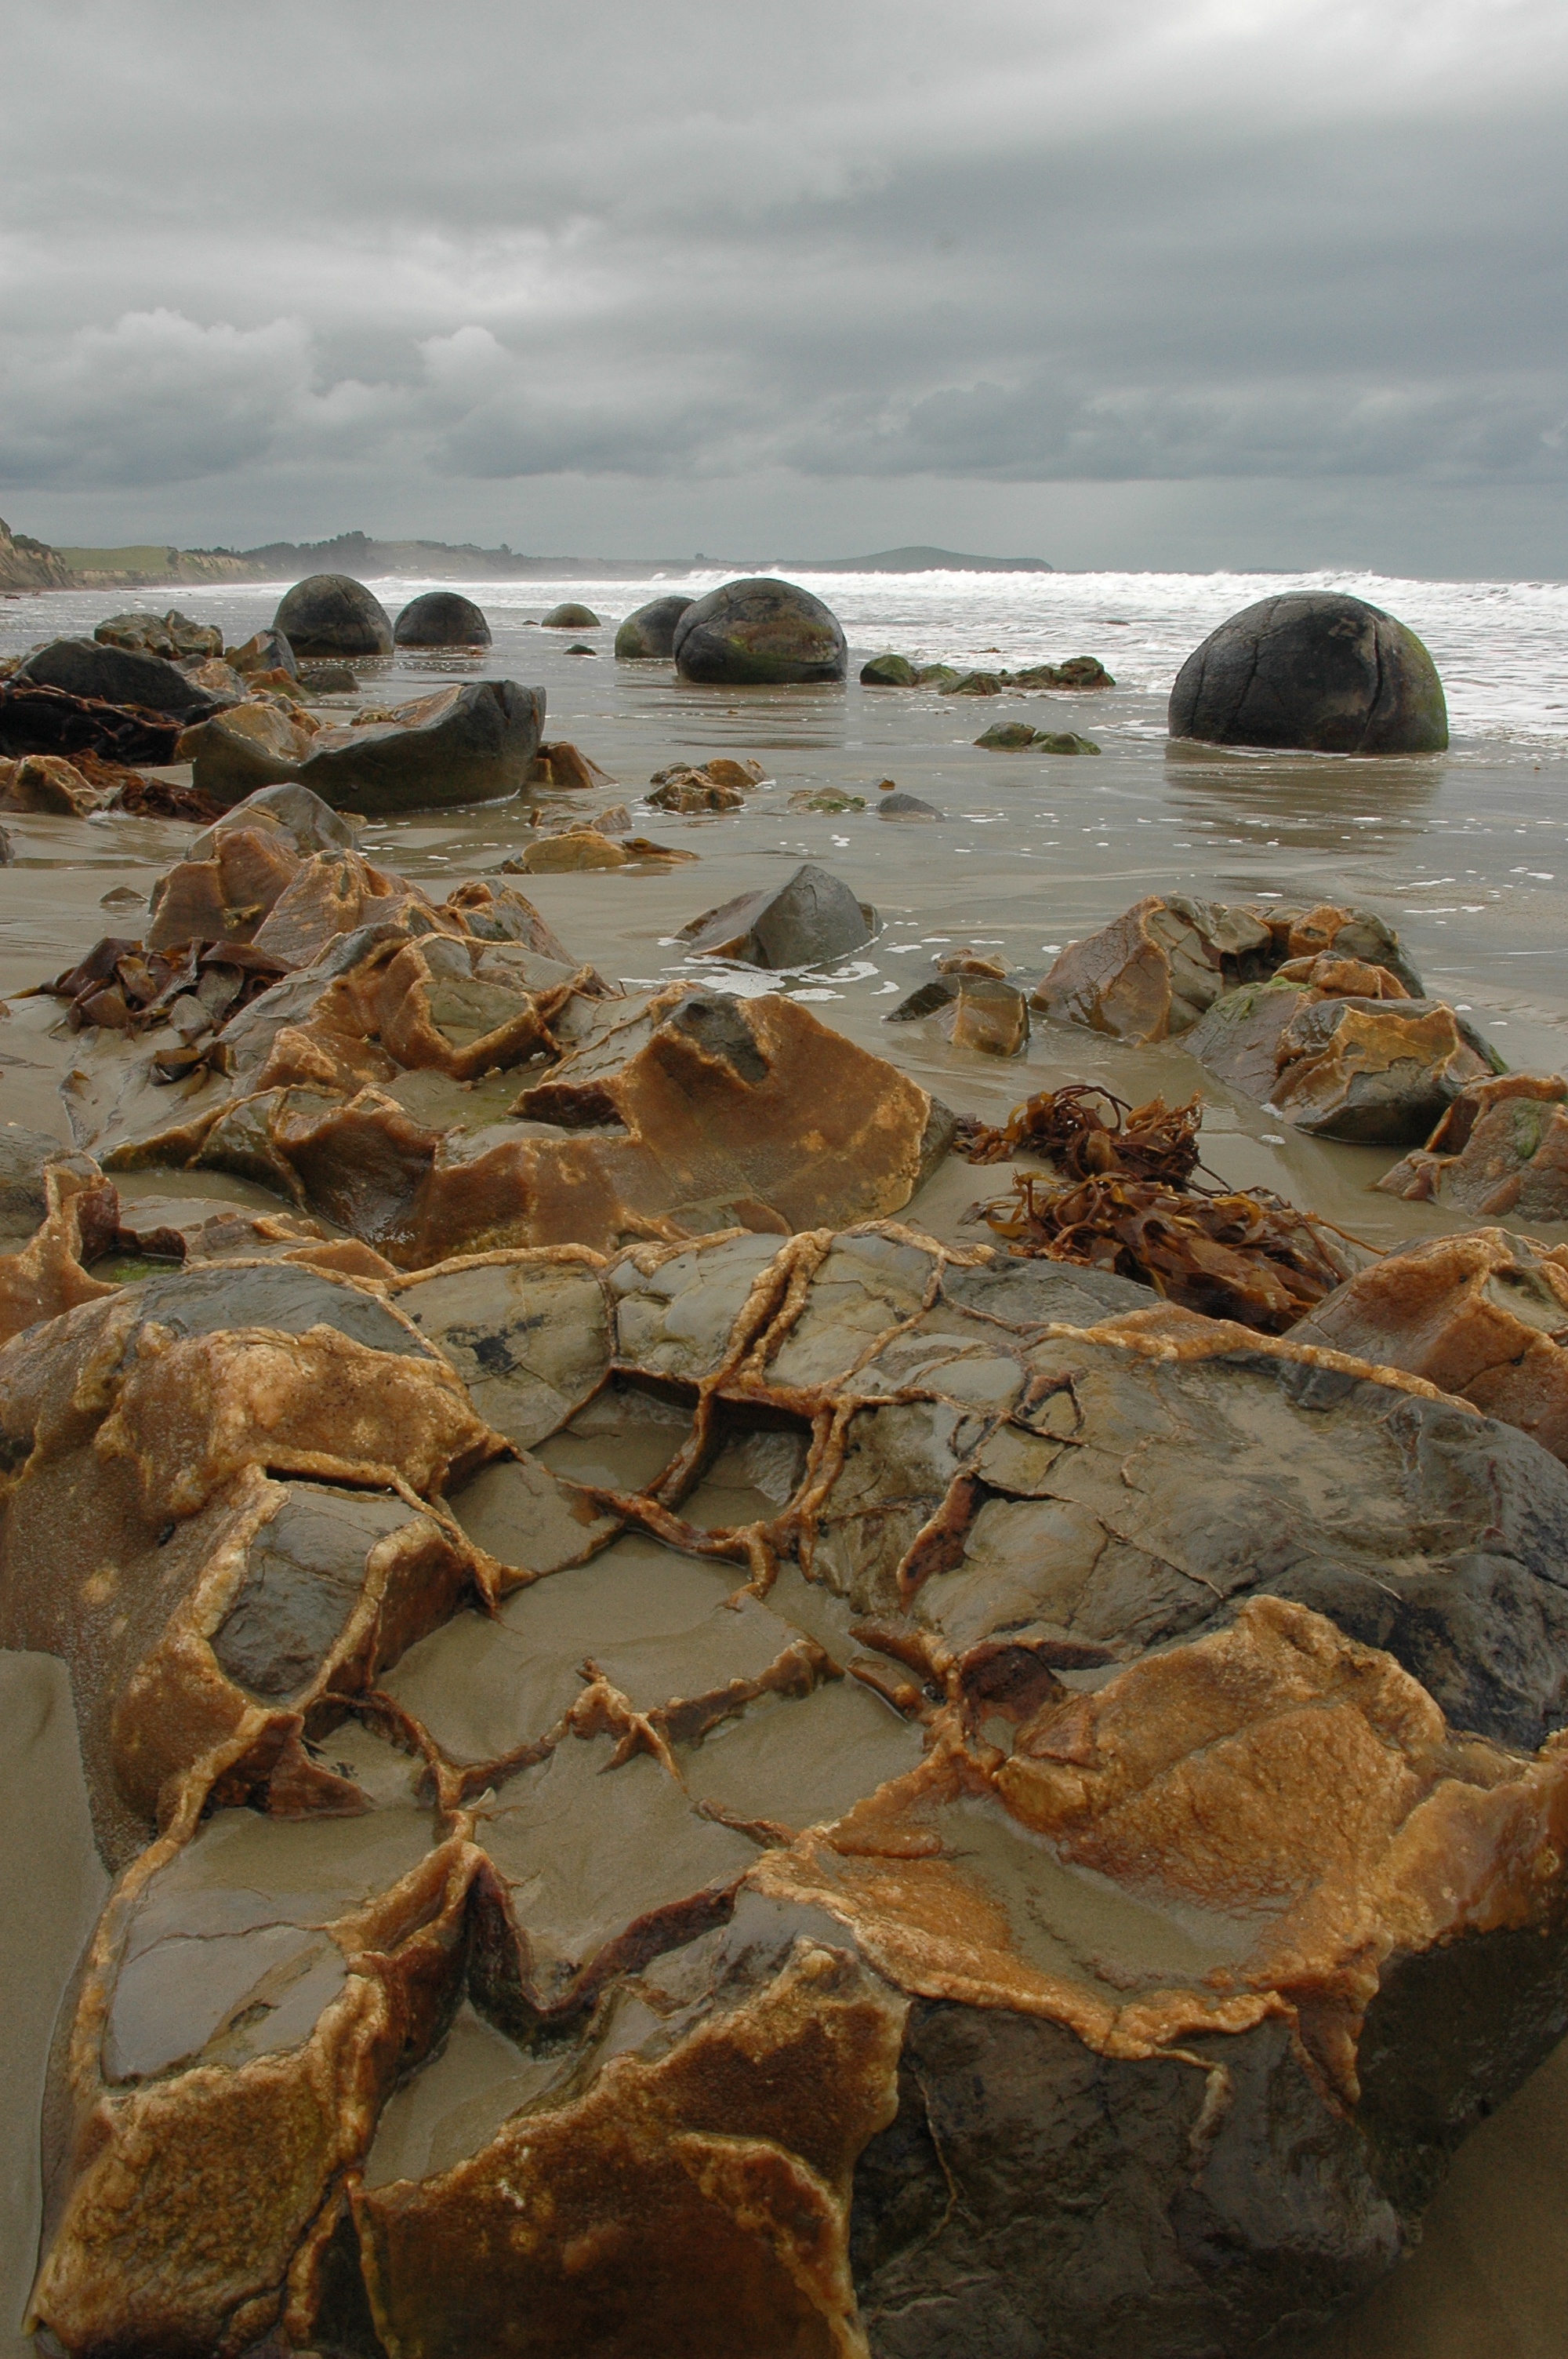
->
[948,975,1030,1056]
[0,824,12,865]
[226,629,298,679]
[0,754,111,816]
[859,653,917,687]
[647,765,748,813]
[1169,591,1448,754]
[274,575,394,659]
[916,663,962,689]
[507,830,628,873]
[974,722,1038,750]
[673,578,848,685]
[947,671,1004,696]
[188,782,360,862]
[1011,656,1115,689]
[1035,730,1100,754]
[676,862,874,968]
[541,602,600,629]
[394,591,492,649]
[615,595,695,659]
[787,790,865,813]
[876,791,942,821]
[296,662,358,694]
[528,743,618,794]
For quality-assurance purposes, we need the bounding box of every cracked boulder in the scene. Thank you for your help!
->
[1033,894,1424,1045]
[1168,591,1450,754]
[12,1223,1568,2357]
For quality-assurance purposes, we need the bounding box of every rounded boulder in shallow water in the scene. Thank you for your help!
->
[273,573,394,660]
[1168,591,1449,754]
[541,602,599,629]
[393,591,492,649]
[673,576,848,685]
[615,594,694,658]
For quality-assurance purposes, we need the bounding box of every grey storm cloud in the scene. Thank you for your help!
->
[1,0,1565,551]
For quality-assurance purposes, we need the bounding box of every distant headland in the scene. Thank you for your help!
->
[0,520,1051,591]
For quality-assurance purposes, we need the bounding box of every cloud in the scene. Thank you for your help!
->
[0,0,1563,564]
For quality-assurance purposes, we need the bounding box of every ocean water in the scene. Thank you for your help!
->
[4,562,1565,1252]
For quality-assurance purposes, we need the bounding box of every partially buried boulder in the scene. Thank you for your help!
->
[1377,1071,1568,1218]
[0,754,111,816]
[94,609,223,663]
[1268,995,1501,1144]
[183,681,546,814]
[394,591,492,649]
[541,602,599,629]
[676,861,874,968]
[187,780,360,862]
[861,652,917,687]
[1169,591,1449,754]
[273,573,394,658]
[615,594,694,658]
[16,637,229,722]
[673,577,848,685]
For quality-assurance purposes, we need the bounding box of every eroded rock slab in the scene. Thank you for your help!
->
[11,1223,1568,2357]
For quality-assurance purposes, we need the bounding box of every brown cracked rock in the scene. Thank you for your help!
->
[1295,1226,1568,1464]
[1377,1070,1568,1216]
[1034,892,1424,1045]
[69,958,949,1265]
[15,1221,1568,2357]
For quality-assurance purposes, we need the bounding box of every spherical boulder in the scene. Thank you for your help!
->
[673,577,848,686]
[273,574,394,660]
[614,594,694,659]
[540,602,599,629]
[393,591,492,649]
[1168,591,1448,755]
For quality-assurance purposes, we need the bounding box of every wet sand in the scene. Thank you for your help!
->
[3,576,1567,2352]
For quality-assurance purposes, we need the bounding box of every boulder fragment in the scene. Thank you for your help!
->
[16,636,227,721]
[675,862,875,968]
[95,609,223,662]
[1377,1071,1568,1217]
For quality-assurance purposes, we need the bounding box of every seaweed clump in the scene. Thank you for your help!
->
[956,1084,1363,1331]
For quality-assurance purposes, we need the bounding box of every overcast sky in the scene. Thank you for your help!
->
[2,0,1564,574]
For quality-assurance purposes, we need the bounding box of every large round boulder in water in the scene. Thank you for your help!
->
[673,577,848,685]
[614,594,694,659]
[1168,591,1447,754]
[393,591,492,649]
[273,574,394,659]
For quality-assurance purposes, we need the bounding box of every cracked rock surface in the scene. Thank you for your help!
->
[7,1223,1568,2356]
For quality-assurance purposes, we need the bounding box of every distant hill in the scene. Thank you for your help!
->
[7,526,1054,588]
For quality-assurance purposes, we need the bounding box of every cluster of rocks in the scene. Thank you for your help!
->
[974,719,1100,754]
[861,652,1114,693]
[7,1194,1568,2356]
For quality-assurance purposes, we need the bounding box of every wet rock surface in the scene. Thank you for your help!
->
[1377,1073,1568,1218]
[273,573,394,658]
[1168,591,1450,755]
[8,1219,1568,2356]
[673,576,849,685]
